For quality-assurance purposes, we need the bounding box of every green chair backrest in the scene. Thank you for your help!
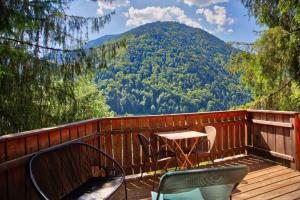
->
[156,165,248,200]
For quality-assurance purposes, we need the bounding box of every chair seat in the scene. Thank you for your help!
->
[156,150,177,162]
[151,188,204,200]
[62,177,123,200]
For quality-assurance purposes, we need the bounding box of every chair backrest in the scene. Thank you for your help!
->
[137,133,153,161]
[29,142,124,200]
[205,126,216,152]
[157,165,248,200]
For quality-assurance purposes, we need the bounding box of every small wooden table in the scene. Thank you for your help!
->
[154,130,207,169]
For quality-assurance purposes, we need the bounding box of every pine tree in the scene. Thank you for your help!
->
[0,0,122,134]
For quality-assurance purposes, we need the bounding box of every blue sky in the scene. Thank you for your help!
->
[68,0,261,43]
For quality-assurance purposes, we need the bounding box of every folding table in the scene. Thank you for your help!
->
[154,130,207,169]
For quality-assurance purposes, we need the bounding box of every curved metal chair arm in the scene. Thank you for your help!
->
[29,142,127,200]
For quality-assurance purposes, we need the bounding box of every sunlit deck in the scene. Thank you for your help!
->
[1,110,300,199]
[126,155,300,200]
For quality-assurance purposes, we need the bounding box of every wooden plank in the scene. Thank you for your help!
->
[111,119,122,131]
[100,119,111,133]
[267,113,276,151]
[112,133,122,165]
[272,187,300,200]
[61,128,70,143]
[132,132,141,174]
[78,125,85,138]
[6,139,26,199]
[165,116,174,129]
[222,125,228,150]
[0,144,7,198]
[8,165,26,199]
[228,124,233,150]
[86,123,93,135]
[49,131,60,146]
[26,174,39,200]
[284,127,292,156]
[26,135,38,154]
[173,115,185,128]
[6,138,25,160]
[215,126,222,153]
[0,171,7,200]
[123,131,133,175]
[122,118,132,131]
[139,117,150,130]
[241,122,246,147]
[99,134,106,168]
[37,132,49,150]
[240,176,300,200]
[234,123,239,148]
[275,114,284,154]
[252,119,292,128]
[70,126,78,140]
[293,113,300,170]
[0,119,99,143]
[0,142,6,163]
[131,118,140,130]
[186,115,197,127]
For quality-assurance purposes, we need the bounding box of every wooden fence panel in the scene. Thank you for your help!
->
[0,110,299,199]
[247,110,298,169]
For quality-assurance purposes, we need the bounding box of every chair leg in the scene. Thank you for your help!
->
[196,153,200,167]
[140,161,145,179]
[153,161,158,190]
[124,180,128,200]
[210,154,215,167]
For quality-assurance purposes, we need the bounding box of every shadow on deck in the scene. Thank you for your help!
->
[126,155,300,200]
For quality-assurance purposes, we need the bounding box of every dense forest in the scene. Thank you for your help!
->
[87,22,252,115]
[3,0,299,134]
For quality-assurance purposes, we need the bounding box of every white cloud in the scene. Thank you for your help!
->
[97,0,130,15]
[183,0,228,7]
[196,6,234,32]
[227,29,233,33]
[124,6,201,28]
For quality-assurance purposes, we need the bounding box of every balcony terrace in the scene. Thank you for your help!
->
[0,110,300,199]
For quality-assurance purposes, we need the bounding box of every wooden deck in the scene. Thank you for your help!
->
[126,155,300,200]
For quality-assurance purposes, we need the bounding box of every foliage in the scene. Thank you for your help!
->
[95,22,252,115]
[228,0,300,111]
[0,0,119,134]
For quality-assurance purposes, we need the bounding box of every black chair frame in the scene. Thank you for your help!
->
[29,141,127,200]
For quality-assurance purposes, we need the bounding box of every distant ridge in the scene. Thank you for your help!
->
[84,34,119,48]
[94,21,252,115]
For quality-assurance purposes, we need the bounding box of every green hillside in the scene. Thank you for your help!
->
[94,21,252,115]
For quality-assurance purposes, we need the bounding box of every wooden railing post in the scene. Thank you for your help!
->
[291,114,300,170]
[245,111,253,154]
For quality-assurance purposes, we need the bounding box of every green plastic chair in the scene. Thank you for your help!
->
[151,165,248,200]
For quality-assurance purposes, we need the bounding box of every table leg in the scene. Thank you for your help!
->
[175,138,199,169]
[174,140,194,169]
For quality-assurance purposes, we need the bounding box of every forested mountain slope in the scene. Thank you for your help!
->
[90,21,252,115]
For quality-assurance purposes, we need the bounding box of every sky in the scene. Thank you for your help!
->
[68,0,261,43]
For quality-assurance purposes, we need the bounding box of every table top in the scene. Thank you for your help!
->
[154,130,207,140]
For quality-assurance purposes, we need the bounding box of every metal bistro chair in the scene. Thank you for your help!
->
[138,133,177,189]
[151,165,249,200]
[29,142,127,200]
[185,126,216,167]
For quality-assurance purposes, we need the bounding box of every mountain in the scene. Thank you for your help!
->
[84,34,119,49]
[94,21,252,115]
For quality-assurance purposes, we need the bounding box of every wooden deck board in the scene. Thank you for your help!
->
[126,155,300,200]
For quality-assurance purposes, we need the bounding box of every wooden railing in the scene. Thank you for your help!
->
[0,110,299,200]
[246,110,300,169]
